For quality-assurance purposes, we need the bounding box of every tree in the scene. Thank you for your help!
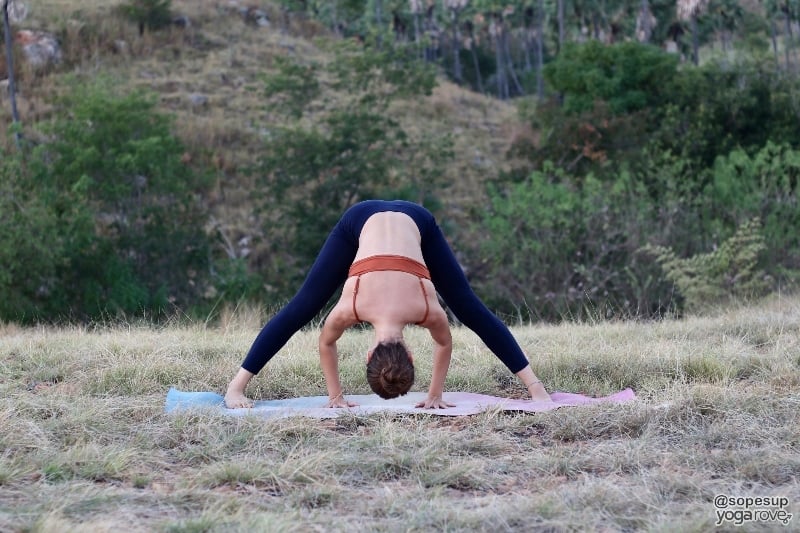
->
[677,0,709,65]
[28,80,212,319]
[255,38,452,296]
[117,0,173,35]
[2,0,21,147]
[445,0,469,83]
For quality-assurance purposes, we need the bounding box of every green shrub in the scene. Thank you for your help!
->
[254,39,450,298]
[479,165,676,321]
[544,41,679,115]
[707,142,800,276]
[0,152,64,322]
[644,218,771,312]
[24,79,212,320]
[117,0,173,35]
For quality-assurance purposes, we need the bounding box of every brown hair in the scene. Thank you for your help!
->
[366,341,414,399]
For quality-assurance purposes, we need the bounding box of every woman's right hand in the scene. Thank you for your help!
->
[415,395,455,409]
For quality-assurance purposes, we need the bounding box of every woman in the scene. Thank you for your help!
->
[225,200,551,409]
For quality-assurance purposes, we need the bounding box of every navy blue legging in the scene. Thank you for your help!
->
[241,200,530,374]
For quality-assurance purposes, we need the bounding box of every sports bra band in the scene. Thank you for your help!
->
[348,255,431,325]
[348,255,431,279]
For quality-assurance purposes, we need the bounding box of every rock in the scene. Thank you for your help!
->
[112,40,129,55]
[245,7,270,27]
[15,30,62,68]
[188,93,208,107]
[6,0,28,24]
[172,14,191,28]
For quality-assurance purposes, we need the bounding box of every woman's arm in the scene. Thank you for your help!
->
[420,220,552,400]
[416,310,455,409]
[318,310,358,407]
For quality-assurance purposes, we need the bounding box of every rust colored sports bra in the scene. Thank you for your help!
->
[348,255,431,325]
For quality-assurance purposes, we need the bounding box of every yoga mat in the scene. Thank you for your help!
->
[165,388,636,418]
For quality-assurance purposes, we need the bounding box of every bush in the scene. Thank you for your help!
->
[117,0,173,35]
[0,152,64,322]
[706,142,800,279]
[253,38,450,298]
[24,79,212,320]
[478,165,676,321]
[651,59,800,170]
[644,218,771,312]
[544,41,679,115]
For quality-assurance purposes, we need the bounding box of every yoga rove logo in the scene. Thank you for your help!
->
[713,494,793,527]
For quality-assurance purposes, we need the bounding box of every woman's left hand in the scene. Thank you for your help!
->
[415,395,455,409]
[325,396,358,408]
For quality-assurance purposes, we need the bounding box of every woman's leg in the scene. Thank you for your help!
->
[421,224,530,373]
[239,224,358,375]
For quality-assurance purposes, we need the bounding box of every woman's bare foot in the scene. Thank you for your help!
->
[225,368,256,408]
[527,382,554,402]
[224,390,254,409]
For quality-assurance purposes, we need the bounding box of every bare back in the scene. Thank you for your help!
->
[353,212,425,262]
[329,212,444,329]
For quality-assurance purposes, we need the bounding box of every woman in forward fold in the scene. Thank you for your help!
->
[225,200,552,409]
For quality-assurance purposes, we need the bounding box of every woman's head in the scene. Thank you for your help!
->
[366,340,414,399]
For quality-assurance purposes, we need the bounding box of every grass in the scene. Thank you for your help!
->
[1,295,799,531]
[2,6,799,528]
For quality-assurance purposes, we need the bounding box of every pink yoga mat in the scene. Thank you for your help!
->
[165,388,636,418]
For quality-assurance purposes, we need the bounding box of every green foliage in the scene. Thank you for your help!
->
[117,0,173,34]
[260,110,405,263]
[544,41,679,115]
[707,143,800,274]
[479,165,676,321]
[263,56,321,119]
[653,59,800,169]
[645,219,771,312]
[0,152,63,322]
[11,79,214,321]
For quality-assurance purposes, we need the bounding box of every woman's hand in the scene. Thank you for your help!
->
[415,395,455,409]
[324,394,358,408]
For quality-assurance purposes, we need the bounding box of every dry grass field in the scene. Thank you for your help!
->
[1,295,799,531]
[3,3,800,531]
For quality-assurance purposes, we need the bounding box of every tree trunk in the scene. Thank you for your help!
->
[523,29,532,71]
[413,12,422,59]
[503,26,524,96]
[640,0,651,43]
[3,0,21,148]
[785,9,794,73]
[536,0,544,98]
[691,13,699,65]
[771,17,780,69]
[451,8,462,83]
[557,0,564,53]
[468,23,484,94]
[374,0,383,47]
[494,20,508,99]
[592,12,600,40]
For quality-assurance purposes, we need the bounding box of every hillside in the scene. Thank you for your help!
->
[4,0,800,324]
[2,0,521,253]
